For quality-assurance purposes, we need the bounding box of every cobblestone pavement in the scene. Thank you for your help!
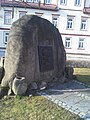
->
[38,80,90,120]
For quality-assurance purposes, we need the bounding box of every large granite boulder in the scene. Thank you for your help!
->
[1,15,66,90]
[0,67,4,84]
[12,76,27,95]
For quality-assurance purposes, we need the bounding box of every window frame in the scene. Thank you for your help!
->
[4,10,12,25]
[3,31,9,44]
[19,11,27,18]
[45,0,51,4]
[27,0,33,2]
[80,18,87,31]
[75,0,81,6]
[52,17,58,27]
[35,12,43,17]
[34,0,39,3]
[65,37,72,49]
[60,0,67,5]
[78,38,85,50]
[52,15,60,28]
[67,16,74,29]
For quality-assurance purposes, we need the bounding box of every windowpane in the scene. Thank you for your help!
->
[45,0,50,4]
[52,17,58,27]
[35,12,43,17]
[75,0,80,6]
[19,11,26,18]
[67,17,73,29]
[65,38,71,48]
[4,11,12,25]
[34,0,39,3]
[3,31,9,44]
[81,19,87,30]
[60,0,67,4]
[27,0,33,2]
[0,51,5,57]
[78,39,85,49]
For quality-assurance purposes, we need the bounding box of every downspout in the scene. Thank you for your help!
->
[56,0,58,6]
[84,0,86,8]
[12,0,14,19]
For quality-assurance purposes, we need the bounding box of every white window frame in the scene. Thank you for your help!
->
[60,0,67,5]
[52,15,59,28]
[34,0,39,3]
[3,31,9,44]
[19,11,27,18]
[78,38,85,49]
[67,16,74,29]
[35,12,43,17]
[27,0,33,2]
[52,17,58,27]
[75,0,81,6]
[45,0,51,4]
[80,18,87,31]
[0,50,5,57]
[65,37,72,48]
[4,11,12,25]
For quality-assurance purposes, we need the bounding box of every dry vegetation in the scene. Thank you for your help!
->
[74,68,90,86]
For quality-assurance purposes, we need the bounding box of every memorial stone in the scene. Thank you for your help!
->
[1,15,66,94]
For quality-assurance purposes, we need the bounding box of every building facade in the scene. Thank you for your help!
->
[0,0,90,63]
[58,0,90,62]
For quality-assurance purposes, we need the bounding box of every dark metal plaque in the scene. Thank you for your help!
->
[38,45,54,72]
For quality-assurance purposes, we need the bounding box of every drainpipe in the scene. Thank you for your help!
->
[56,0,58,6]
[43,0,45,5]
[84,0,86,8]
[12,0,14,19]
[38,0,41,8]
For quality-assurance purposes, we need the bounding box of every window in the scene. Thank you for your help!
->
[0,51,5,57]
[78,38,85,49]
[34,0,39,3]
[4,11,12,25]
[52,15,60,28]
[67,16,74,29]
[35,12,43,17]
[3,31,9,44]
[65,38,71,48]
[75,0,81,6]
[81,18,87,30]
[19,11,27,18]
[45,0,51,4]
[52,17,58,27]
[60,0,67,5]
[27,0,33,2]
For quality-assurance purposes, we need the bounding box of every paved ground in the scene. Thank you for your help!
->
[38,80,90,120]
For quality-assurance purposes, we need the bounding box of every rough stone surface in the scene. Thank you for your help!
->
[39,81,47,90]
[1,15,66,88]
[12,76,27,95]
[0,57,5,67]
[30,82,38,90]
[0,67,4,84]
[65,66,74,79]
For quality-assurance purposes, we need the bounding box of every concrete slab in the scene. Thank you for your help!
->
[75,99,90,113]
[39,80,90,119]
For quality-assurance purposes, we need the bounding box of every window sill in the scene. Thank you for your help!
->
[66,28,74,30]
[65,47,72,49]
[60,3,67,6]
[74,4,81,7]
[4,24,11,25]
[80,29,87,31]
[77,48,85,50]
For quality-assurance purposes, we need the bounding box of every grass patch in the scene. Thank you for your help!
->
[0,95,82,120]
[74,68,90,86]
